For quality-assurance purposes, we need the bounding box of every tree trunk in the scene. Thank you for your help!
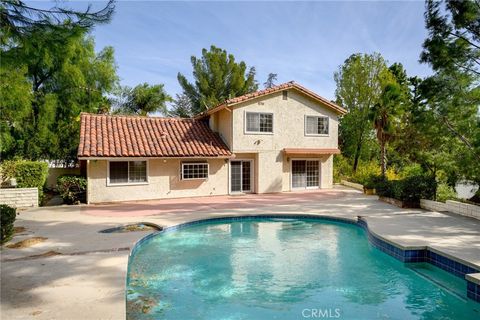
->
[353,143,361,172]
[353,127,365,172]
[380,139,387,177]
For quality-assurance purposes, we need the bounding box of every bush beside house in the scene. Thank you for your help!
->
[57,175,87,204]
[0,204,16,244]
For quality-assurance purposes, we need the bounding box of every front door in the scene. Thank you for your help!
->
[292,160,320,189]
[230,160,252,193]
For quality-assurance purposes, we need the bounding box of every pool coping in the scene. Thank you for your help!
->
[127,214,480,304]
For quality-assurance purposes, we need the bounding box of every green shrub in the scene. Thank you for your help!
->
[14,161,49,189]
[333,154,352,183]
[400,175,436,202]
[374,178,393,197]
[391,180,404,200]
[0,204,16,244]
[436,183,457,202]
[399,163,424,179]
[57,175,87,204]
[350,161,381,185]
[385,168,401,181]
[363,174,384,189]
[374,175,436,203]
[0,160,48,202]
[0,160,17,185]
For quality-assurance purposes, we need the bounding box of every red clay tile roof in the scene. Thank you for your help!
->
[78,113,232,158]
[196,81,347,118]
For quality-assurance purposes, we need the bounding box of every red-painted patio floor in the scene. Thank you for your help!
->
[81,189,346,217]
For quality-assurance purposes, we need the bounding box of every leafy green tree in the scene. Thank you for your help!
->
[177,45,258,115]
[334,53,389,171]
[1,0,115,43]
[111,83,171,116]
[421,73,479,179]
[1,28,118,161]
[168,93,194,118]
[419,0,480,193]
[421,0,479,79]
[264,73,278,88]
[0,65,31,154]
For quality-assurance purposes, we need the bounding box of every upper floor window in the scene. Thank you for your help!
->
[181,162,209,180]
[109,160,147,185]
[245,112,273,133]
[305,116,329,135]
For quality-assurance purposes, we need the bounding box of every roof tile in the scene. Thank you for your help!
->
[78,113,232,158]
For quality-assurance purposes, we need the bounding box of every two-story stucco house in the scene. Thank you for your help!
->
[78,82,347,203]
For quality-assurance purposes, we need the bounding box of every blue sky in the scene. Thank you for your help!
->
[33,1,433,100]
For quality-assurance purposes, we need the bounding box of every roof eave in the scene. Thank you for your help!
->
[78,155,235,160]
[195,83,347,118]
[283,148,341,155]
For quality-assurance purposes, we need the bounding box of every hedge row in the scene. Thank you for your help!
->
[0,160,48,201]
[374,175,437,203]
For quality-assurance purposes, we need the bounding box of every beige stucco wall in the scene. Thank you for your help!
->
[225,90,338,193]
[87,158,229,203]
[217,109,232,148]
[209,109,233,148]
[231,90,339,151]
[320,155,333,188]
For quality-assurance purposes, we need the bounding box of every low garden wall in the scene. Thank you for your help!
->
[420,199,480,220]
[341,180,364,191]
[380,196,419,208]
[0,187,38,208]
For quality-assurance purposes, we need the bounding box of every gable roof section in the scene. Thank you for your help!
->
[78,113,232,158]
[196,81,347,118]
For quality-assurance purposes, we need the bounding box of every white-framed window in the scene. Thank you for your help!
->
[305,116,329,135]
[108,160,147,185]
[245,112,273,134]
[181,162,209,180]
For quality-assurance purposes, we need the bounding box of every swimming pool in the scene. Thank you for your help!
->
[126,217,479,319]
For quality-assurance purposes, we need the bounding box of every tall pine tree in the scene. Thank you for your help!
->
[177,45,258,115]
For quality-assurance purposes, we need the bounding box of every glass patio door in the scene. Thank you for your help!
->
[292,160,306,189]
[230,160,252,193]
[292,160,320,189]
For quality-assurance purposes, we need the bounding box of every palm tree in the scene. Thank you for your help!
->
[369,83,403,177]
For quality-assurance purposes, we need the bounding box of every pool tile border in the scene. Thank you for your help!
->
[467,281,480,302]
[357,217,479,276]
[128,214,480,303]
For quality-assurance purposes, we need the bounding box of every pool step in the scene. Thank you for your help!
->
[407,263,466,301]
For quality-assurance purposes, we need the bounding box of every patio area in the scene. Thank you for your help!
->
[1,186,480,319]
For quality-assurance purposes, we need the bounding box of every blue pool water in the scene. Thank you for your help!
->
[126,218,480,319]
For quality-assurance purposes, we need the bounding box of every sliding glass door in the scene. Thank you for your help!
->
[230,160,252,193]
[291,160,320,189]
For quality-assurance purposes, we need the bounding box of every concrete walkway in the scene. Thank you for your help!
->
[1,186,480,319]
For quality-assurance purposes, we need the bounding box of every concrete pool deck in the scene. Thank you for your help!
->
[1,186,480,319]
